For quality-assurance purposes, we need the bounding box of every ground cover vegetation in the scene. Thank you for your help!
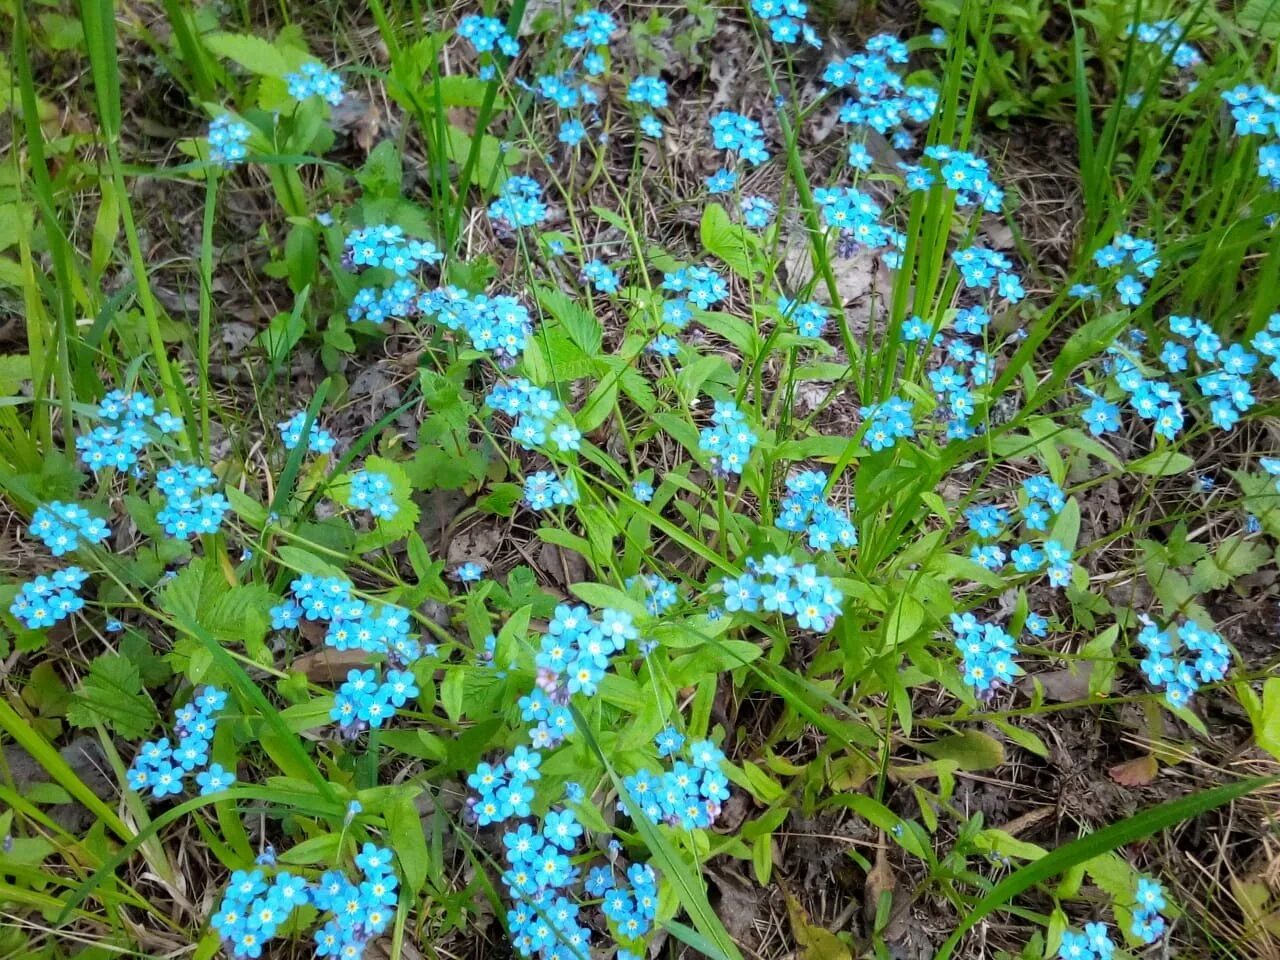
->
[2,0,1280,958]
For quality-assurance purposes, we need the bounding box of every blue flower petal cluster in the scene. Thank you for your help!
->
[1136,618,1232,708]
[661,265,728,335]
[719,555,844,632]
[581,258,621,294]
[523,471,578,510]
[824,35,933,136]
[344,224,443,276]
[950,614,1021,698]
[951,246,1025,302]
[1128,21,1201,69]
[418,287,535,366]
[278,410,338,454]
[920,146,1003,212]
[9,567,89,630]
[1218,83,1280,188]
[861,396,915,451]
[1057,923,1116,960]
[741,195,775,228]
[126,686,230,800]
[750,0,821,47]
[284,62,345,106]
[778,296,828,337]
[348,470,398,520]
[156,463,230,539]
[623,736,730,829]
[1091,233,1160,306]
[489,176,550,230]
[29,501,110,556]
[710,110,769,166]
[775,470,857,551]
[208,115,251,167]
[1131,876,1169,944]
[697,401,758,476]
[459,14,521,56]
[76,390,180,473]
[563,8,616,48]
[624,574,680,616]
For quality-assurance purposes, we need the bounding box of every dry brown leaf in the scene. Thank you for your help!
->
[294,648,373,683]
[1108,754,1159,787]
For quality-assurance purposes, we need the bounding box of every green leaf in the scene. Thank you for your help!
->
[385,790,429,895]
[535,284,602,356]
[202,32,296,77]
[1191,536,1271,592]
[916,731,1005,771]
[884,593,925,649]
[1129,450,1194,477]
[349,456,420,552]
[66,654,158,739]
[933,776,1276,960]
[1050,311,1129,384]
[568,581,647,619]
[700,203,756,279]
[1253,677,1280,762]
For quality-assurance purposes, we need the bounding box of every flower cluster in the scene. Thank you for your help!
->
[207,115,251,167]
[718,554,845,632]
[29,502,110,556]
[344,224,444,277]
[775,470,857,551]
[284,62,345,105]
[459,14,520,56]
[581,259,621,294]
[126,686,232,800]
[741,195,775,229]
[419,288,536,366]
[1222,84,1280,189]
[278,410,338,454]
[563,8,616,49]
[272,576,426,665]
[750,0,821,47]
[861,396,916,451]
[331,667,419,734]
[950,614,1021,697]
[9,567,89,630]
[625,573,681,616]
[697,401,758,476]
[707,111,768,190]
[825,34,936,142]
[523,471,578,510]
[951,246,1026,303]
[156,463,230,540]
[915,146,1003,212]
[489,176,550,230]
[779,297,829,337]
[814,186,900,264]
[486,378,577,451]
[211,843,396,959]
[1090,233,1160,306]
[460,593,687,959]
[661,265,728,333]
[1127,21,1202,69]
[76,390,182,474]
[1250,313,1280,377]
[1131,876,1169,944]
[1057,874,1168,959]
[624,731,730,828]
[1057,923,1117,960]
[347,470,398,520]
[1136,618,1232,708]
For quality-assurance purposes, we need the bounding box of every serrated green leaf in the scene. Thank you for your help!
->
[203,32,296,77]
[67,654,158,739]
